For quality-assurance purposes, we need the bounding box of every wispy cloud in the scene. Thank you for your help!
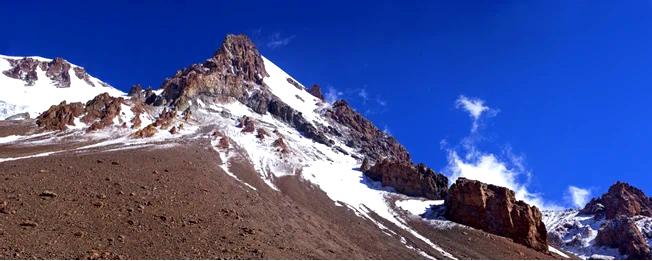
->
[358,88,369,104]
[325,86,343,104]
[267,33,296,49]
[565,186,591,208]
[456,95,496,132]
[445,95,560,210]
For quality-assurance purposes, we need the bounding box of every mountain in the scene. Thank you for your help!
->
[0,35,574,259]
[544,182,652,259]
[0,55,123,120]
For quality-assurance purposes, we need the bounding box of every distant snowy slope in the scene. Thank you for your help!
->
[0,54,124,120]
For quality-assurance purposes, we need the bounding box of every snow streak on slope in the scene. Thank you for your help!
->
[190,58,457,259]
[0,55,124,119]
[543,210,621,259]
[261,56,329,127]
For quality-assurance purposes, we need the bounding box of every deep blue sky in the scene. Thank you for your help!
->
[4,1,652,207]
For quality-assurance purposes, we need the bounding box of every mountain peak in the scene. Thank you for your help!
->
[159,34,269,109]
[580,181,652,219]
[211,34,269,82]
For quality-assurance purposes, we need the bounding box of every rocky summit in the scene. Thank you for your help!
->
[581,181,652,219]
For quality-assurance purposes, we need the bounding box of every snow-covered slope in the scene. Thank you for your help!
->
[544,209,652,259]
[0,55,124,120]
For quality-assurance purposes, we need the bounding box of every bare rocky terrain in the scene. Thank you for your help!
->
[0,121,567,259]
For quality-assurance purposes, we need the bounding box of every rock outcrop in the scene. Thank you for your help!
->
[364,159,448,200]
[36,93,127,131]
[595,215,651,259]
[160,34,269,110]
[308,84,324,100]
[154,34,331,146]
[80,93,124,132]
[581,181,652,219]
[36,101,85,131]
[2,56,98,88]
[445,178,548,252]
[326,100,409,163]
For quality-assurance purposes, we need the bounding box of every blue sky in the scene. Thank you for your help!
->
[3,1,652,208]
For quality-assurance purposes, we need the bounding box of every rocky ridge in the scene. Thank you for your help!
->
[2,56,103,88]
[363,159,448,200]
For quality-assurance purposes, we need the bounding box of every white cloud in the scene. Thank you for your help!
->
[456,95,494,132]
[325,86,343,104]
[358,88,369,103]
[267,33,296,49]
[566,186,591,208]
[446,95,560,210]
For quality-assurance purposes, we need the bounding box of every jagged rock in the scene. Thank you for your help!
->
[130,102,144,129]
[160,34,268,110]
[326,100,410,162]
[445,178,548,252]
[36,101,85,130]
[287,78,303,89]
[3,57,41,85]
[133,124,157,138]
[272,138,288,153]
[73,67,95,86]
[238,116,255,133]
[154,108,176,129]
[81,93,124,132]
[217,136,230,149]
[128,84,144,98]
[595,215,651,259]
[308,84,324,100]
[256,128,268,140]
[580,181,652,219]
[360,158,370,172]
[44,58,72,88]
[364,159,448,200]
[266,97,331,145]
[182,108,192,121]
[169,126,178,134]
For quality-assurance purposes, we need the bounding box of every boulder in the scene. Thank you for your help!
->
[445,178,548,252]
[364,159,448,200]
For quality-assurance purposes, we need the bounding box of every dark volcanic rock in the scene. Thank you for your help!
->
[286,78,303,89]
[595,215,651,259]
[326,100,409,162]
[580,181,652,219]
[36,101,85,131]
[445,178,548,252]
[364,159,448,200]
[308,84,324,100]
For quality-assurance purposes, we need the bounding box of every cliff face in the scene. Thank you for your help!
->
[364,159,448,200]
[445,178,548,252]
